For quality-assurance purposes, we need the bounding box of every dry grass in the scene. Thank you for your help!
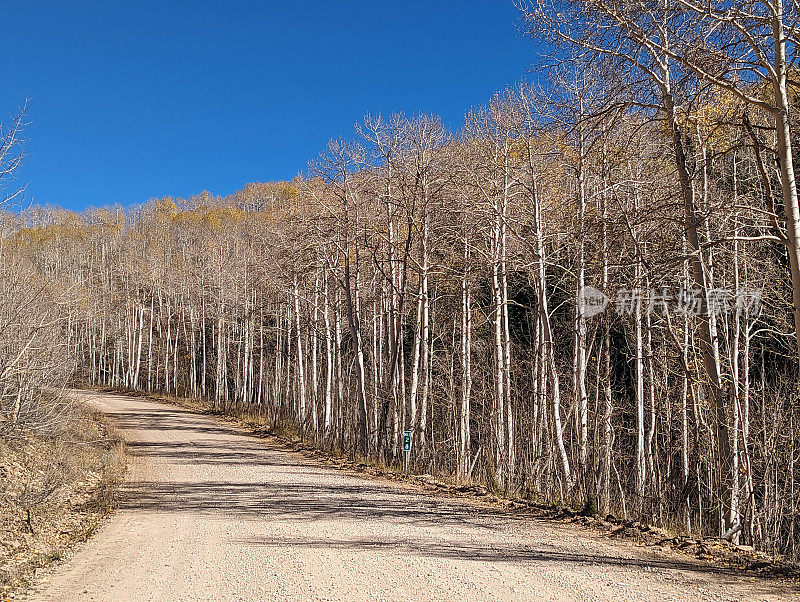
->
[0,404,125,597]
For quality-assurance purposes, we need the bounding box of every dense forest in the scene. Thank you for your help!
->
[3,1,800,560]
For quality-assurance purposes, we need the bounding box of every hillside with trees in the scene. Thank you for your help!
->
[2,0,800,572]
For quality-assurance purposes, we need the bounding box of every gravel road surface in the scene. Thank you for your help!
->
[27,391,798,601]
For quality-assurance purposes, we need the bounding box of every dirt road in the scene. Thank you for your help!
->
[27,391,796,601]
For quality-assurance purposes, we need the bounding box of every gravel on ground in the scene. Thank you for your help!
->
[26,391,799,602]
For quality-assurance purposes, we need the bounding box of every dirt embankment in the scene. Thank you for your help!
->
[0,403,125,597]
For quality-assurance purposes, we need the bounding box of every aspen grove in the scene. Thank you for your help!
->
[4,1,800,563]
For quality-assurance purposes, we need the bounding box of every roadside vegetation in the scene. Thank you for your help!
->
[0,403,124,596]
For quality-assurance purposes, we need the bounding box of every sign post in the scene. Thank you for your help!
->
[403,430,412,476]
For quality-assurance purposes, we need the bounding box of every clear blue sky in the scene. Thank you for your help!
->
[3,1,534,211]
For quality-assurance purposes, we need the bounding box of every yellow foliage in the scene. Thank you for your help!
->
[278,183,300,202]
[155,196,178,216]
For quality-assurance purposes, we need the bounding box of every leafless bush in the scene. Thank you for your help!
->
[0,249,76,435]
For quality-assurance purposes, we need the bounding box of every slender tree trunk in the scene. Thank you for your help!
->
[293,276,307,428]
[459,238,472,479]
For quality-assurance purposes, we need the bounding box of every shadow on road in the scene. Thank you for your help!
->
[109,400,771,586]
[235,534,750,578]
[118,479,500,530]
[110,408,239,438]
